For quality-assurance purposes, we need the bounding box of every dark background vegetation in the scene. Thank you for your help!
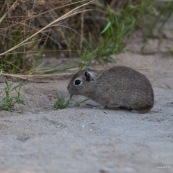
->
[0,0,172,74]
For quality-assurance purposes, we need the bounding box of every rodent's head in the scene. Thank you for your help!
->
[67,68,99,96]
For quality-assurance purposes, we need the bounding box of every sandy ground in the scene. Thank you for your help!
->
[0,28,173,173]
[0,53,173,173]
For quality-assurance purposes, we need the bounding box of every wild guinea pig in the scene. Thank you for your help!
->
[67,66,154,112]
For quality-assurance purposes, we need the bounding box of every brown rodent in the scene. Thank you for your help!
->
[67,66,154,112]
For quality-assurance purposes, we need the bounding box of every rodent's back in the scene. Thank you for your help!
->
[98,66,152,90]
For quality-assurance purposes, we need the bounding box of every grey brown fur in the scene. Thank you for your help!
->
[67,66,154,112]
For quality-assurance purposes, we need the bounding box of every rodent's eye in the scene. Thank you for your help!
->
[74,79,82,86]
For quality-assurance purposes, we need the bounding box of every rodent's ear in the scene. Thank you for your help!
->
[85,71,94,82]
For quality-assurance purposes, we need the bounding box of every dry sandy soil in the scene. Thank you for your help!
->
[0,31,173,172]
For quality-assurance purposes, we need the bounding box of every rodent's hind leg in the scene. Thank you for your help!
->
[130,105,153,113]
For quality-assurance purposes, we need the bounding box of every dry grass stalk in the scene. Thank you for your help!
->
[1,73,73,83]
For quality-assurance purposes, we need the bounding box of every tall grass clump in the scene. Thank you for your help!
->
[0,0,93,74]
